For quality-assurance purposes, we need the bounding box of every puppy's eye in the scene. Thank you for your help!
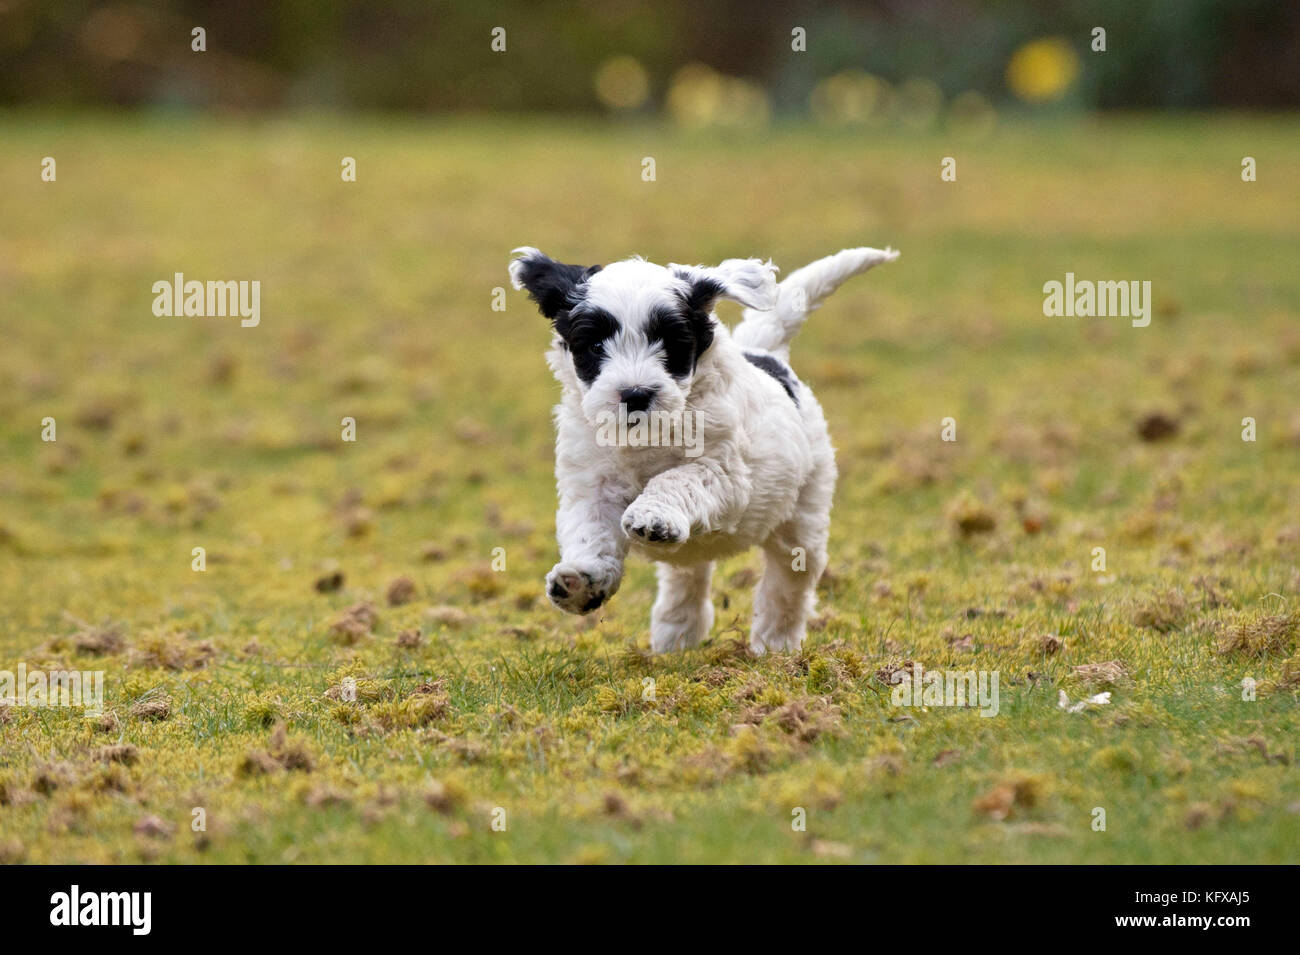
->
[590,341,604,353]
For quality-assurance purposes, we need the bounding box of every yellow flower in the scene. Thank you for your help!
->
[1006,37,1079,103]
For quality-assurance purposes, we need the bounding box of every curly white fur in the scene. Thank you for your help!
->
[511,245,898,654]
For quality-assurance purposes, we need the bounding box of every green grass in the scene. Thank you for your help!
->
[1,113,1298,863]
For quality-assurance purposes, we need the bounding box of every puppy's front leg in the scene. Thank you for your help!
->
[547,480,632,615]
[621,457,749,549]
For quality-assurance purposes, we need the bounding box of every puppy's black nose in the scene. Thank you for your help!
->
[619,387,656,414]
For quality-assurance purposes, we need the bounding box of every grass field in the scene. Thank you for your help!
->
[1,114,1298,863]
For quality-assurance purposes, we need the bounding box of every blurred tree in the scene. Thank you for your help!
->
[0,0,1295,111]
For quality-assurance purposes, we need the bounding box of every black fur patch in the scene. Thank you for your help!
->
[556,306,619,384]
[671,271,733,376]
[646,303,711,379]
[744,352,800,405]
[634,273,726,380]
[679,274,725,314]
[515,253,601,319]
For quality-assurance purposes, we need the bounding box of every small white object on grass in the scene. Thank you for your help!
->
[1058,689,1111,714]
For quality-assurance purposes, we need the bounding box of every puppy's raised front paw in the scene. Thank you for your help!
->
[546,562,618,615]
[621,501,689,547]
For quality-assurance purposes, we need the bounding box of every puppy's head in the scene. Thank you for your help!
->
[509,247,777,426]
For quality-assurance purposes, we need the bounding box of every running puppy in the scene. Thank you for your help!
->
[509,245,897,653]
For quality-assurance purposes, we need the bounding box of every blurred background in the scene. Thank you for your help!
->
[3,1,1300,866]
[3,0,1298,120]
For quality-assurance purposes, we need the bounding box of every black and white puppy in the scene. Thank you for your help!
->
[509,246,897,653]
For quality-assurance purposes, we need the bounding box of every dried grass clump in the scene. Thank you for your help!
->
[386,576,417,606]
[1259,657,1300,695]
[129,697,172,721]
[1131,589,1189,632]
[424,605,469,629]
[1069,660,1129,688]
[1136,412,1180,442]
[770,699,843,742]
[94,744,138,765]
[72,622,127,656]
[329,602,378,643]
[30,761,79,796]
[395,628,423,648]
[972,772,1048,821]
[947,492,996,537]
[703,638,752,665]
[738,696,843,743]
[238,722,315,775]
[1215,610,1299,658]
[131,630,215,670]
[423,778,466,814]
[874,660,918,688]
[93,712,120,734]
[1033,634,1064,655]
[313,571,344,593]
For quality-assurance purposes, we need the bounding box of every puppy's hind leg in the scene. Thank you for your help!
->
[650,561,715,654]
[752,442,835,654]
[751,522,829,656]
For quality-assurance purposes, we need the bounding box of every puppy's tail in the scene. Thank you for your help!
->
[732,246,898,361]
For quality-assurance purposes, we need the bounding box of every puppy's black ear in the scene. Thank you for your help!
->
[508,247,602,320]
